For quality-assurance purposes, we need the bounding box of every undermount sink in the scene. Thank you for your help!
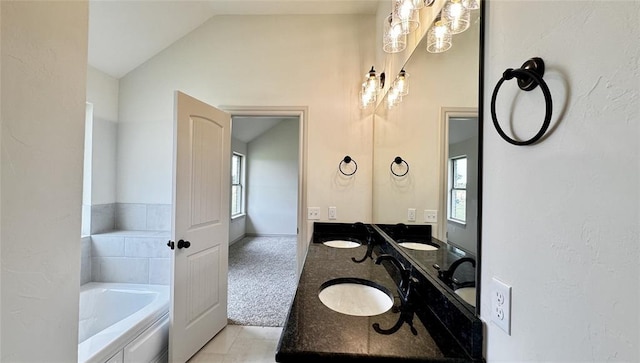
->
[398,242,438,251]
[322,239,361,248]
[454,287,476,307]
[318,278,394,316]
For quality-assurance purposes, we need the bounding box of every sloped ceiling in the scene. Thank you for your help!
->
[89,0,381,79]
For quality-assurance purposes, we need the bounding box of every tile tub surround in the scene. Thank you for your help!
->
[89,203,172,234]
[91,230,171,284]
[276,224,474,362]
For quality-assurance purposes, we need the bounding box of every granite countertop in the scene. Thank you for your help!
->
[275,237,472,363]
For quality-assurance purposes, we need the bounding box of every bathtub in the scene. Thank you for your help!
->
[78,283,170,363]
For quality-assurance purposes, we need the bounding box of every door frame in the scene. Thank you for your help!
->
[438,107,478,242]
[222,105,308,275]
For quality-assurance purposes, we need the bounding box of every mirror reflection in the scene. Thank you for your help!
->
[372,10,480,312]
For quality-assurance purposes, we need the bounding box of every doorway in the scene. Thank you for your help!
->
[225,108,306,327]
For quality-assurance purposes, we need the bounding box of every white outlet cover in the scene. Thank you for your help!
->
[328,206,337,220]
[491,277,512,335]
[307,207,320,220]
[408,208,416,222]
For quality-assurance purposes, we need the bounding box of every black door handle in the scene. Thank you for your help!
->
[177,239,191,249]
[167,240,175,250]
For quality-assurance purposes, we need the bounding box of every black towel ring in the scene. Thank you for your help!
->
[339,155,358,176]
[390,156,409,177]
[491,57,553,146]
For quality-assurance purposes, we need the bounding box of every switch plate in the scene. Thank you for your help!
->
[491,277,512,335]
[328,206,337,220]
[408,208,416,222]
[307,207,320,220]
[424,210,438,223]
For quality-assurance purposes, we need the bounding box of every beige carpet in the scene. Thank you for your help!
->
[227,236,297,327]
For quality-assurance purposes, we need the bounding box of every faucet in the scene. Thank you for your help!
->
[373,254,418,336]
[434,257,476,286]
[374,254,411,301]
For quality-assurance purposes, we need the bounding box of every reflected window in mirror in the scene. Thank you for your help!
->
[449,156,467,224]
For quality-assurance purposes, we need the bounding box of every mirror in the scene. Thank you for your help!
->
[372,7,482,313]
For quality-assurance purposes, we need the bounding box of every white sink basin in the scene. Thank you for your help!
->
[322,239,361,248]
[318,278,394,316]
[398,242,438,251]
[454,287,476,307]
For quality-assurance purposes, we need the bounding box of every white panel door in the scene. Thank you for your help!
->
[170,91,231,363]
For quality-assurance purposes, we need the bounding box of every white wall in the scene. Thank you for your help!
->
[86,66,119,205]
[246,119,299,235]
[482,1,639,361]
[0,1,88,361]
[230,136,247,244]
[118,15,376,242]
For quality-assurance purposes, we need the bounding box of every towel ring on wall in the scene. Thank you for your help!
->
[491,57,553,146]
[339,155,358,176]
[390,156,409,177]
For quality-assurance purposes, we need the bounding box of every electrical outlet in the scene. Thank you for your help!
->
[328,206,337,220]
[491,277,512,335]
[307,207,320,220]
[424,210,438,223]
[408,208,416,222]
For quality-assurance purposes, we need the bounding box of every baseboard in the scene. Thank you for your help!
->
[230,234,246,246]
[245,233,297,238]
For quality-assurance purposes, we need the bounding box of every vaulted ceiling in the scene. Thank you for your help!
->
[88,0,381,79]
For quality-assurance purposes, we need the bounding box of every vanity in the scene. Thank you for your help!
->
[275,222,482,362]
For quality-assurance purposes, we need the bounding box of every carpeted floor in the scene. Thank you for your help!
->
[228,235,297,327]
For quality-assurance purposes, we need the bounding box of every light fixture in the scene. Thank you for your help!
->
[392,0,420,35]
[386,69,409,109]
[386,86,402,109]
[462,0,480,10]
[426,18,452,53]
[443,0,471,34]
[393,69,409,96]
[360,66,384,109]
[383,13,407,53]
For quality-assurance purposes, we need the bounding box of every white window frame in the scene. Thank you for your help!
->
[231,152,246,219]
[448,155,467,225]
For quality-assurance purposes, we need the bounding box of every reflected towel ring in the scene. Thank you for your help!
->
[339,155,358,176]
[390,156,409,177]
[491,57,553,146]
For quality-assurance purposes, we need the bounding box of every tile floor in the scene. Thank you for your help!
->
[188,325,282,363]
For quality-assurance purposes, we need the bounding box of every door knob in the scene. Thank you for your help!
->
[167,240,175,250]
[177,239,191,249]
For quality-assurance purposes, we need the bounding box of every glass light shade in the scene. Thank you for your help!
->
[426,20,452,53]
[394,70,409,96]
[443,0,471,34]
[392,0,420,35]
[411,0,425,10]
[462,0,480,10]
[383,14,407,53]
[386,87,402,109]
[360,82,376,109]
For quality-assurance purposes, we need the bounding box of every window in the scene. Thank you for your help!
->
[449,156,467,223]
[231,153,245,217]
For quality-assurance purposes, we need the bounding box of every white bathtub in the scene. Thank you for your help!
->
[78,283,170,363]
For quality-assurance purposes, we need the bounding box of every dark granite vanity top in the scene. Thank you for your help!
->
[275,223,478,362]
